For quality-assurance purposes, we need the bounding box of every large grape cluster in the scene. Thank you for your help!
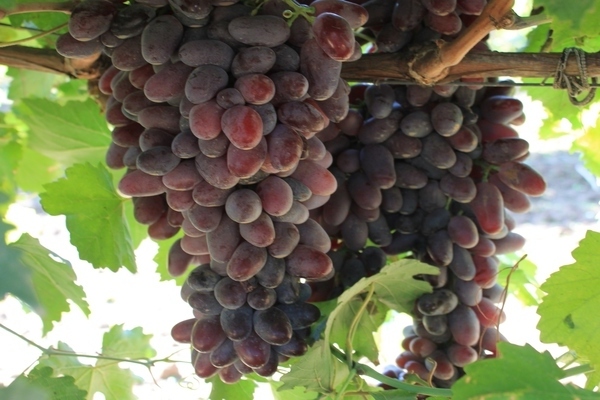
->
[56,0,547,389]
[305,80,544,387]
[57,0,370,383]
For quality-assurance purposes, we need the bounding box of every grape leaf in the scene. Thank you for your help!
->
[571,121,600,178]
[13,146,61,194]
[7,0,70,33]
[7,68,59,101]
[537,230,600,388]
[40,163,137,272]
[371,390,417,400]
[531,0,600,50]
[0,139,21,212]
[207,376,256,400]
[520,82,584,139]
[0,376,51,400]
[452,343,600,399]
[321,260,435,364]
[279,341,350,394]
[38,325,156,400]
[329,297,386,363]
[153,233,186,285]
[0,223,90,334]
[16,99,111,166]
[270,380,319,400]
[20,366,87,400]
[324,260,436,345]
[123,199,149,251]
[56,79,90,102]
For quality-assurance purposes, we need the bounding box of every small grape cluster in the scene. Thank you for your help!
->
[56,0,370,383]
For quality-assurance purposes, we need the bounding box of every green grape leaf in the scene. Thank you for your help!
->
[324,260,436,349]
[38,325,156,400]
[0,139,21,210]
[371,390,418,400]
[21,366,87,400]
[0,224,90,334]
[13,147,62,194]
[207,376,256,400]
[279,341,350,394]
[100,324,156,359]
[153,233,186,285]
[329,297,386,363]
[531,0,600,51]
[15,99,111,166]
[0,221,40,312]
[7,0,70,33]
[40,163,137,272]
[270,380,319,400]
[123,199,148,251]
[537,230,600,388]
[520,84,584,139]
[6,68,59,101]
[365,259,437,311]
[452,343,600,399]
[571,121,600,178]
[56,80,90,103]
[320,260,435,364]
[0,376,51,400]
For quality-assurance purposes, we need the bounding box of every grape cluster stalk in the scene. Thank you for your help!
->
[55,0,547,389]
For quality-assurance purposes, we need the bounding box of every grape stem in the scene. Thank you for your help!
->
[0,23,68,48]
[504,12,553,30]
[408,0,516,85]
[345,284,375,368]
[0,1,77,18]
[561,364,595,379]
[329,345,453,397]
[0,322,189,369]
[342,51,600,83]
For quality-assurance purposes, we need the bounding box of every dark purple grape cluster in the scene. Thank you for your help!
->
[56,0,370,383]
[303,80,544,386]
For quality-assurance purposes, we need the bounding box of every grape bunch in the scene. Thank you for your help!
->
[55,0,548,389]
[303,79,545,387]
[56,0,370,383]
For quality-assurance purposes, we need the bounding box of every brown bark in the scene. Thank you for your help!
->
[0,46,104,79]
[408,0,516,84]
[1,46,599,87]
[340,51,600,84]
